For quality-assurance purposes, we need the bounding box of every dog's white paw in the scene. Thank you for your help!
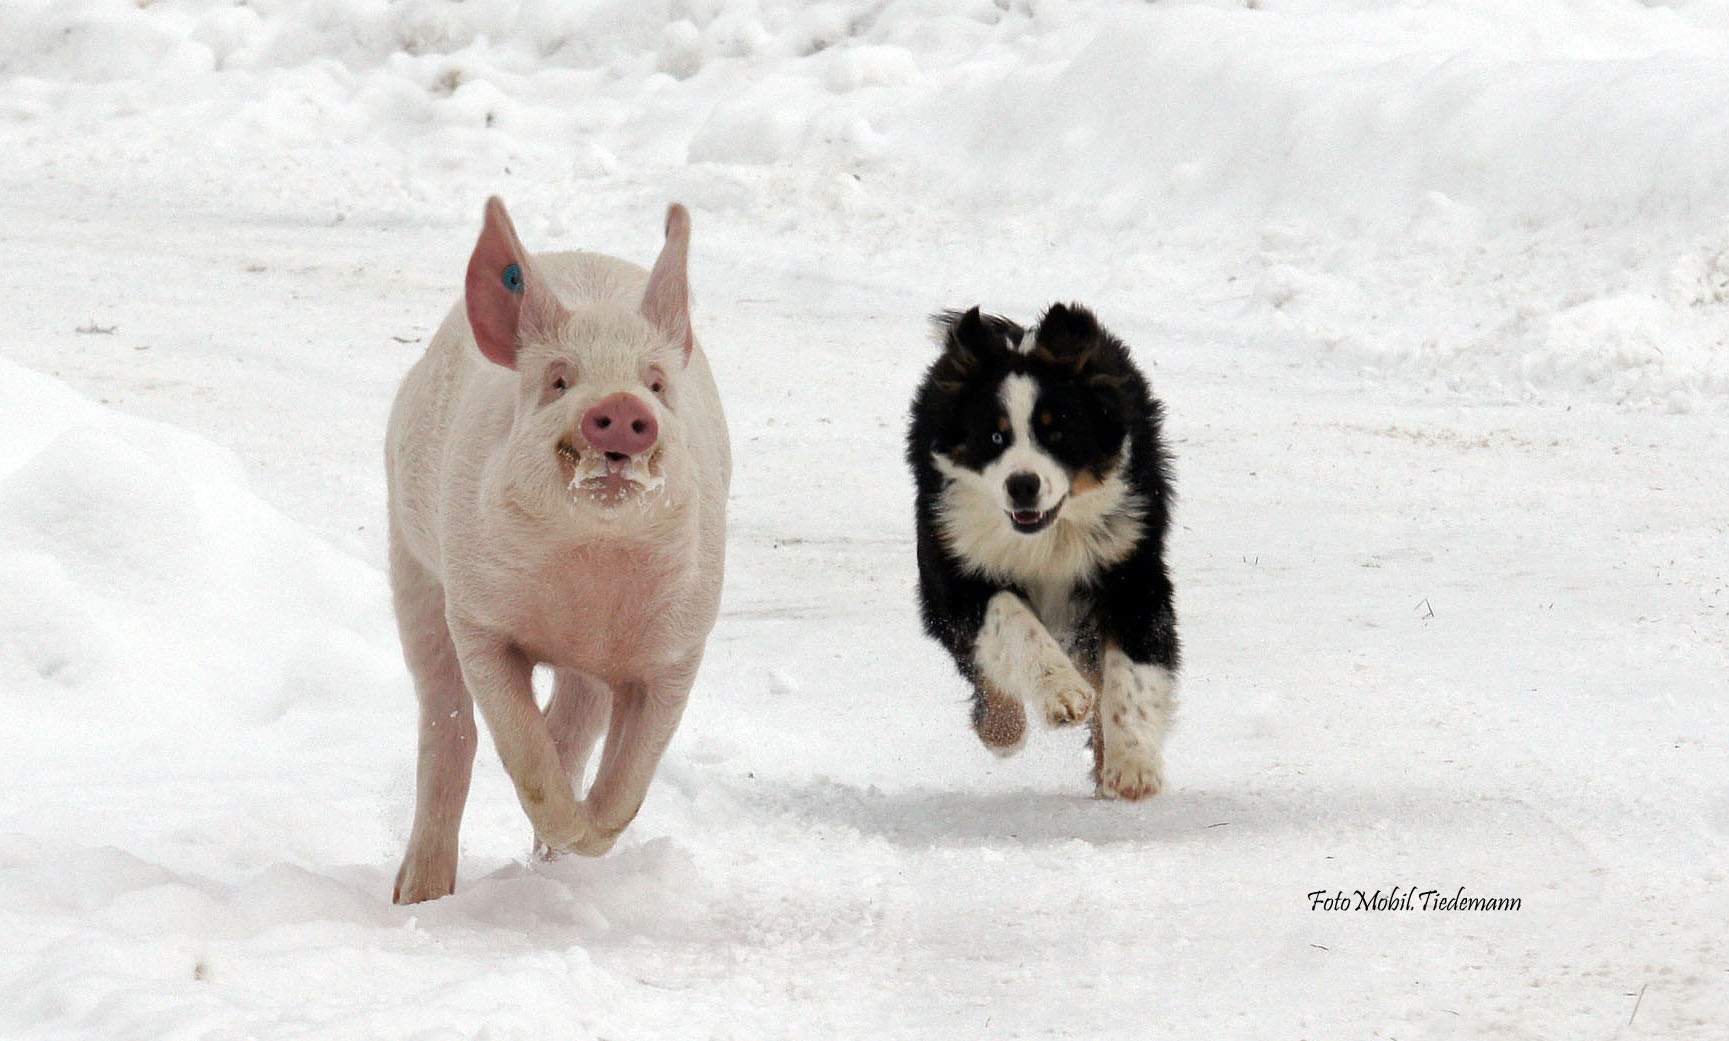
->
[1097,745,1164,802]
[1037,668,1095,728]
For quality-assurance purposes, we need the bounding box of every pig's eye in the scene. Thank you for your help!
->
[552,376,568,391]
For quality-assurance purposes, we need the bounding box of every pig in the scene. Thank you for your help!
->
[385,197,730,904]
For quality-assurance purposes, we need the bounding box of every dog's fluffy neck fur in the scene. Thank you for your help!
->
[931,445,1146,598]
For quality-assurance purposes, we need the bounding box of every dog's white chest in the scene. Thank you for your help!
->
[1023,577,1086,646]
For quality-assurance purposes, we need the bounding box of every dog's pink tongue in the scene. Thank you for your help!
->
[1014,510,1040,523]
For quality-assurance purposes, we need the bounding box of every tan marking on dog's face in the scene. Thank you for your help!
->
[1070,464,1115,495]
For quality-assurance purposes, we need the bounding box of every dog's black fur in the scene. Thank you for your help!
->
[906,304,1179,787]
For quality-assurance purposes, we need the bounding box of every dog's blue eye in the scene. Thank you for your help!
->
[501,263,523,294]
[991,432,1005,445]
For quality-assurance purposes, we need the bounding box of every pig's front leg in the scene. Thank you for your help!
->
[392,546,478,905]
[575,666,694,857]
[545,668,612,790]
[449,621,593,852]
[533,669,613,861]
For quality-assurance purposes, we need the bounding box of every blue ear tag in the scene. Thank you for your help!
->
[501,263,523,294]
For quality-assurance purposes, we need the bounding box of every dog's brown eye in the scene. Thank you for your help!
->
[1048,431,1062,443]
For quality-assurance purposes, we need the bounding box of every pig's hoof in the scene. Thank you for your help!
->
[573,826,623,858]
[393,857,456,905]
[532,829,586,860]
[531,807,596,859]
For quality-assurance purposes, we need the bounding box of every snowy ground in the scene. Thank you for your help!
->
[2,1,1727,1038]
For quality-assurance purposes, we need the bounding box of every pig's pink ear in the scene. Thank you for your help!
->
[640,203,694,362]
[464,196,566,368]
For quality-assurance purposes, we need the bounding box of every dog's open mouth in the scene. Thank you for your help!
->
[557,440,666,505]
[1007,500,1063,534]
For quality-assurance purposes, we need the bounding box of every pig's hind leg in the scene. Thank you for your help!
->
[534,669,612,860]
[391,545,478,905]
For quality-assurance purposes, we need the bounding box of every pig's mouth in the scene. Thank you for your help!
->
[557,439,666,506]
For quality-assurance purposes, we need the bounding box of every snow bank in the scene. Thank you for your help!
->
[914,4,1729,229]
[0,357,397,736]
[6,1,1729,409]
[10,0,1729,230]
[0,362,711,1038]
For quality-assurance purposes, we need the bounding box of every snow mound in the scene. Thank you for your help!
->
[7,1,1729,408]
[0,358,395,727]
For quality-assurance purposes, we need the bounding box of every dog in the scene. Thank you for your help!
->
[906,304,1179,800]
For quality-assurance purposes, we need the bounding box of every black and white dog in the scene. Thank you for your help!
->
[906,304,1179,800]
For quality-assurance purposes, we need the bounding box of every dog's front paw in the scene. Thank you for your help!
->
[1037,668,1095,728]
[1097,746,1164,802]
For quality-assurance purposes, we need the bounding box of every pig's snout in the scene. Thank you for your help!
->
[581,393,659,457]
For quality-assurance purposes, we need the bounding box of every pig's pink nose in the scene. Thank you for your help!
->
[581,393,659,456]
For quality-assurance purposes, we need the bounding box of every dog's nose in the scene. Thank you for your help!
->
[1005,471,1041,508]
[581,393,659,457]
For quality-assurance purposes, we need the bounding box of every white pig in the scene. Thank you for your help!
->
[385,197,729,904]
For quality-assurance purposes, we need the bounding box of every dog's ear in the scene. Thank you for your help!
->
[929,307,1017,392]
[1029,303,1101,374]
[1033,302,1131,390]
[936,307,1019,356]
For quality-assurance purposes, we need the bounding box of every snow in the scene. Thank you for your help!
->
[2,0,1727,1037]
